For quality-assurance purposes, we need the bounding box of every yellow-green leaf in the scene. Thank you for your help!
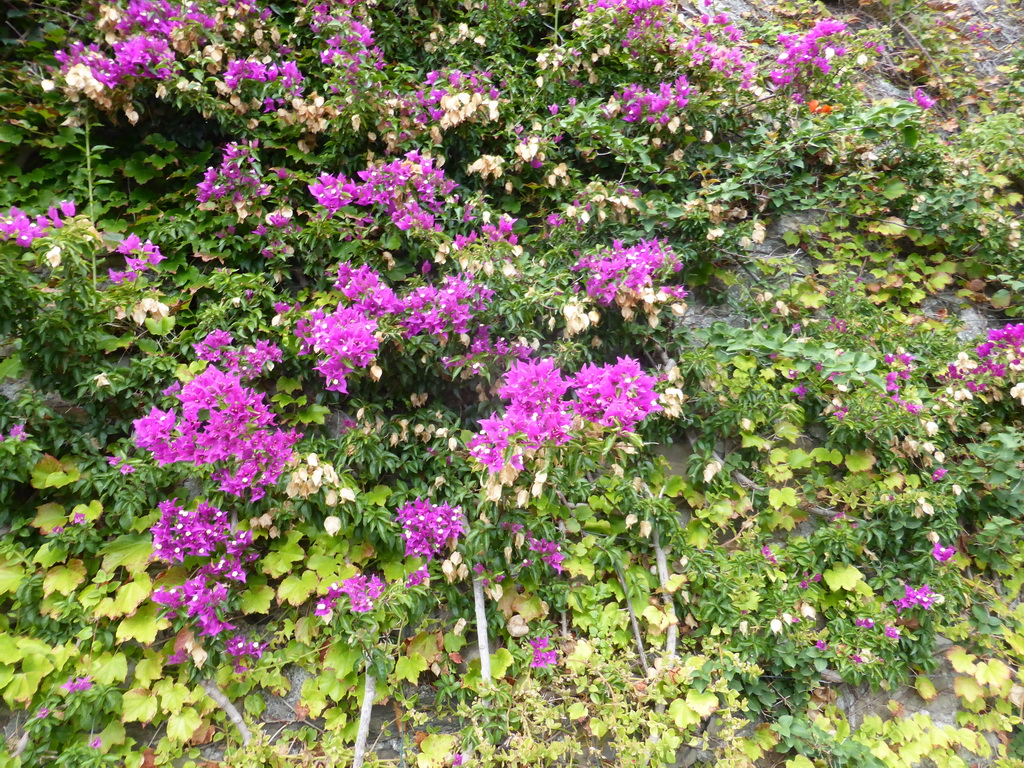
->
[165,706,202,743]
[394,653,429,684]
[822,563,863,592]
[43,559,86,597]
[845,450,876,473]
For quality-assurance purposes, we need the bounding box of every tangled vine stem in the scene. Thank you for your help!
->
[352,670,377,768]
[473,576,492,685]
[200,679,252,746]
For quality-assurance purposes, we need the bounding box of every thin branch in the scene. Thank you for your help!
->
[352,670,377,768]
[651,527,678,661]
[612,560,650,673]
[200,678,252,746]
[473,576,492,685]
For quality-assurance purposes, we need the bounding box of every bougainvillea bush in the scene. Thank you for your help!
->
[2,0,1024,765]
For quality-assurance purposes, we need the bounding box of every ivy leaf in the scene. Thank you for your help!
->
[100,535,153,573]
[915,675,937,701]
[0,562,25,595]
[947,646,977,674]
[43,559,86,597]
[822,563,863,592]
[953,675,984,703]
[31,503,66,533]
[112,573,152,616]
[240,584,274,614]
[669,698,699,729]
[417,733,456,768]
[117,604,165,646]
[881,179,907,200]
[490,648,514,679]
[844,450,876,473]
[90,651,128,685]
[685,690,718,718]
[30,455,80,489]
[768,487,798,509]
[165,706,203,743]
[394,652,428,684]
[277,570,318,606]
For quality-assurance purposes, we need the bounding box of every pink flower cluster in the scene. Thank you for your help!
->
[395,498,466,560]
[530,636,557,668]
[196,141,271,208]
[295,307,380,393]
[933,541,956,562]
[912,88,936,110]
[769,19,849,94]
[310,151,457,231]
[573,238,684,305]
[681,13,755,88]
[945,324,1024,393]
[152,500,259,651]
[311,0,383,82]
[108,233,164,284]
[56,37,176,90]
[586,0,671,55]
[194,330,282,379]
[527,534,565,572]
[572,357,663,431]
[393,69,500,127]
[152,498,253,563]
[2,424,28,442]
[441,328,533,376]
[881,352,922,415]
[469,356,662,473]
[614,76,692,124]
[224,58,305,97]
[469,359,575,473]
[399,275,494,338]
[62,676,93,693]
[893,584,937,613]
[133,366,300,500]
[0,202,76,247]
[315,574,385,616]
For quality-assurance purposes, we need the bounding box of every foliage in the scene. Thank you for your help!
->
[1,0,1024,765]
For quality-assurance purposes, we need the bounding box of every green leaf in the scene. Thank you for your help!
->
[100,535,153,573]
[568,702,588,720]
[43,559,86,597]
[669,698,699,729]
[844,450,876,473]
[915,675,937,701]
[0,562,24,595]
[822,563,863,591]
[490,648,514,679]
[165,706,203,743]
[111,573,152,616]
[90,651,128,684]
[30,455,80,489]
[881,179,907,200]
[277,570,318,606]
[117,603,164,645]
[768,487,798,509]
[394,652,428,684]
[0,354,23,379]
[240,584,274,614]
[685,690,718,717]
[144,315,175,336]
[417,733,456,768]
[363,485,392,506]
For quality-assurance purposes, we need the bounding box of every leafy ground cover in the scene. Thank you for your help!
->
[2,0,1024,765]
